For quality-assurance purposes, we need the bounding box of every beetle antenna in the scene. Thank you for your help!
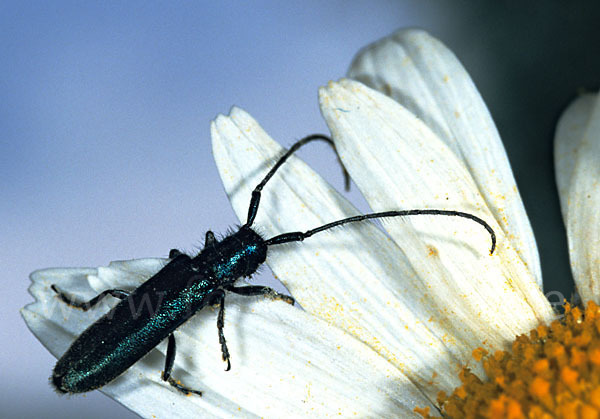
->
[264,209,497,255]
[245,134,350,227]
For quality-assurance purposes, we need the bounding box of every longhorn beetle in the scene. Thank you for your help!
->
[51,134,496,396]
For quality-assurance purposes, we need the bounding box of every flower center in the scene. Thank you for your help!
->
[416,301,600,419]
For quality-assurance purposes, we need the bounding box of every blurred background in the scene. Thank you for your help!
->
[2,1,599,417]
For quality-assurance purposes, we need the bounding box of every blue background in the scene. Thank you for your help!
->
[3,2,599,418]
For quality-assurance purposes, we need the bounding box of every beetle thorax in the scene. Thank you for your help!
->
[201,226,267,282]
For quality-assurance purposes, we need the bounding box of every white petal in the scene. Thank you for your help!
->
[319,80,555,341]
[348,28,542,287]
[22,260,432,417]
[555,93,600,303]
[211,108,463,397]
[211,107,553,400]
[555,93,597,219]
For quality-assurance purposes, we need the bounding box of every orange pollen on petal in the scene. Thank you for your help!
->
[415,300,600,419]
[413,406,431,417]
[473,347,488,362]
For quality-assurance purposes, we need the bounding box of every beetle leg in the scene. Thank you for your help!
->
[204,230,217,247]
[226,285,295,305]
[168,248,184,258]
[51,285,129,311]
[211,290,231,371]
[162,334,202,396]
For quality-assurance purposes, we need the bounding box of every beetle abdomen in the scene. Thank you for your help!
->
[52,255,215,393]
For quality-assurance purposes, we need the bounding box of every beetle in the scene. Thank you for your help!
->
[50,134,496,396]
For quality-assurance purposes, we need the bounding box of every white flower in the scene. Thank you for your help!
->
[23,29,558,418]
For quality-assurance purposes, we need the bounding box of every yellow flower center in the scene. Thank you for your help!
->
[416,301,600,419]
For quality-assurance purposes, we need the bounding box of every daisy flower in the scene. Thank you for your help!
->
[434,90,600,418]
[24,28,591,418]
